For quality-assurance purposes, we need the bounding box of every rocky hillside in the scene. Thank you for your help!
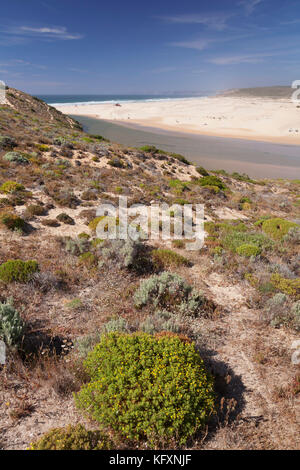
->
[0,88,299,450]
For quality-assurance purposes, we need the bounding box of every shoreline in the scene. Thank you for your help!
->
[54,95,300,146]
[72,115,300,180]
[91,115,300,146]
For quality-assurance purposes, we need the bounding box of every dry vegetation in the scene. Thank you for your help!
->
[0,87,299,450]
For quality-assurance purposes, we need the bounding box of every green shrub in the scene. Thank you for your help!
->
[0,181,25,194]
[222,231,272,254]
[1,213,25,231]
[196,166,209,176]
[78,232,90,240]
[236,244,261,257]
[197,176,227,191]
[140,310,181,335]
[0,298,24,347]
[139,145,158,153]
[78,252,97,268]
[291,302,300,331]
[0,135,16,149]
[172,239,185,249]
[88,216,119,233]
[108,157,125,168]
[63,236,90,255]
[134,271,215,317]
[283,226,300,244]
[260,218,298,241]
[75,332,215,445]
[0,259,39,283]
[3,152,29,165]
[270,274,300,299]
[35,144,50,152]
[29,424,113,450]
[56,213,75,225]
[100,238,152,273]
[168,179,189,193]
[266,294,300,331]
[24,204,46,217]
[151,248,190,269]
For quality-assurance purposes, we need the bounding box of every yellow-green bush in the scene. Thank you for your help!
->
[88,216,119,233]
[0,259,39,283]
[151,248,190,269]
[236,244,261,257]
[270,274,300,299]
[75,332,215,445]
[29,424,113,450]
[260,218,298,241]
[0,181,25,194]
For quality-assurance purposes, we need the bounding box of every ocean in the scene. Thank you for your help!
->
[38,93,212,106]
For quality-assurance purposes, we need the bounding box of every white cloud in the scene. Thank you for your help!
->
[160,13,232,31]
[0,25,83,42]
[238,0,263,15]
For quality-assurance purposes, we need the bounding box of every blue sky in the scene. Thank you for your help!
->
[0,0,300,94]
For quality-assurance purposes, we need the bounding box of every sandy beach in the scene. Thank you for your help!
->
[54,94,300,145]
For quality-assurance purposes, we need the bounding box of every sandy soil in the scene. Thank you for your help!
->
[54,96,300,145]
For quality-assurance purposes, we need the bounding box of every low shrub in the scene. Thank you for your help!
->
[62,236,90,255]
[78,251,97,268]
[88,216,119,234]
[3,152,29,165]
[0,298,24,347]
[24,204,46,218]
[260,218,298,241]
[264,294,300,331]
[35,144,50,152]
[29,424,113,450]
[140,310,181,335]
[75,332,215,445]
[41,219,60,227]
[283,226,300,244]
[1,213,25,231]
[108,157,125,168]
[81,190,98,201]
[222,230,272,254]
[0,181,25,194]
[151,248,190,269]
[236,244,261,257]
[270,274,300,299]
[196,166,209,176]
[197,176,227,191]
[0,259,39,283]
[172,239,185,249]
[56,213,75,225]
[99,238,153,274]
[0,135,16,149]
[134,271,216,317]
[54,191,80,209]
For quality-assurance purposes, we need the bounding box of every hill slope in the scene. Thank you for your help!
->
[0,88,299,450]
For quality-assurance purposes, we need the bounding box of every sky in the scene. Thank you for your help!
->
[0,0,300,94]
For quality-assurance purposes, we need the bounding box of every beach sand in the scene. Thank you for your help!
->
[54,94,300,145]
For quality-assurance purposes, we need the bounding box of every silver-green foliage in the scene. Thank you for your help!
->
[0,298,24,347]
[3,151,29,164]
[266,294,300,331]
[134,271,206,316]
[140,310,181,334]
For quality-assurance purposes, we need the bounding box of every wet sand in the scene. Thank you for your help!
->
[73,115,300,180]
